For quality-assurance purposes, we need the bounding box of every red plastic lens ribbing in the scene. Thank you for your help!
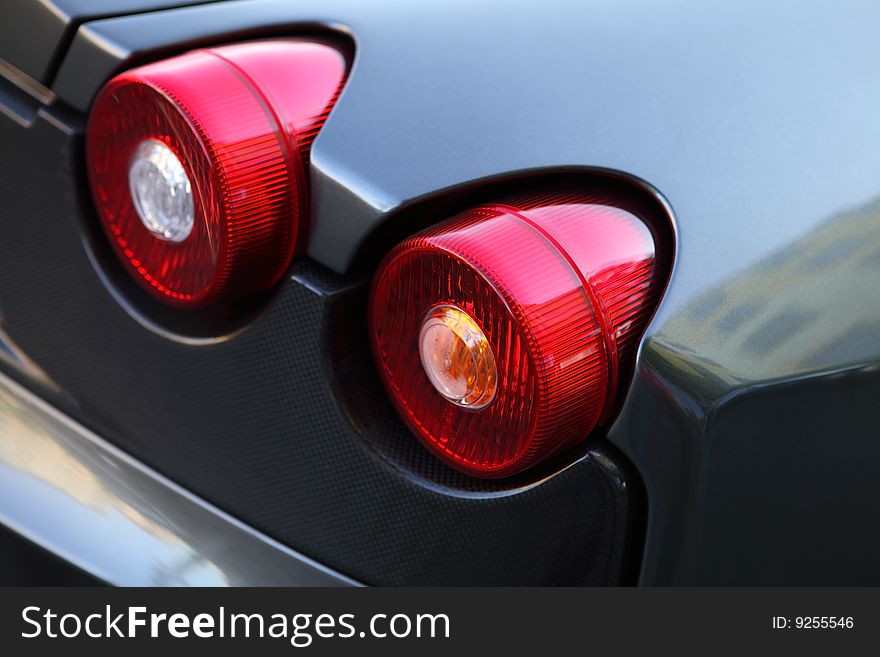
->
[370,193,658,478]
[86,40,347,307]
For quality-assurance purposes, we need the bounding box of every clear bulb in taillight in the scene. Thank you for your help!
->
[128,139,195,243]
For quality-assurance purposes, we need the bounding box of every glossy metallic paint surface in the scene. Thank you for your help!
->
[0,1,226,84]
[0,370,358,586]
[620,199,880,583]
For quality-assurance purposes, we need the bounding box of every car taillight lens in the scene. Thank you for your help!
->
[370,193,660,478]
[86,40,347,307]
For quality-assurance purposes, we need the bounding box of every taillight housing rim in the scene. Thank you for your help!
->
[369,193,659,479]
[86,39,347,309]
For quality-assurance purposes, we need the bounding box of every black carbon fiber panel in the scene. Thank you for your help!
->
[0,107,642,585]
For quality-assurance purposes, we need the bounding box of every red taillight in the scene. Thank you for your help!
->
[86,40,347,307]
[369,193,660,478]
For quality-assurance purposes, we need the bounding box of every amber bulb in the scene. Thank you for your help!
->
[418,305,497,409]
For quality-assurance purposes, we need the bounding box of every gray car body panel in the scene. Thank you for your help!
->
[0,1,225,84]
[0,368,359,586]
[4,0,880,583]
